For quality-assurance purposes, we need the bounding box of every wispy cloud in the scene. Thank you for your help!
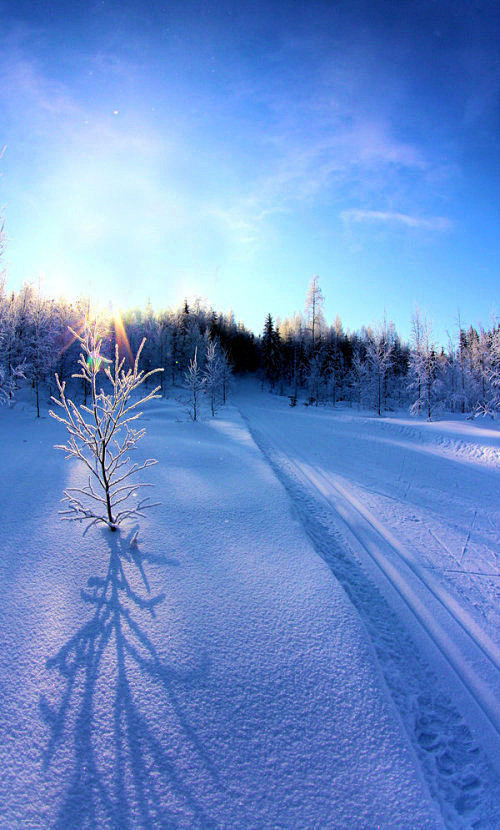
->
[340,209,452,232]
[248,118,428,208]
[0,17,455,274]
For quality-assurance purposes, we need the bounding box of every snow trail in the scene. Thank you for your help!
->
[237,389,500,828]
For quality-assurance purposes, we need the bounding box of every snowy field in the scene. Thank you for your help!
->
[0,381,499,828]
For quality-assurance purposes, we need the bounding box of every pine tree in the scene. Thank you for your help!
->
[261,313,281,389]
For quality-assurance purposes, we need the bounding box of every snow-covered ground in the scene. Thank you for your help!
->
[0,382,498,828]
[236,380,500,826]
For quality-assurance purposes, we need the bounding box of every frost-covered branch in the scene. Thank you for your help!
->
[50,318,163,531]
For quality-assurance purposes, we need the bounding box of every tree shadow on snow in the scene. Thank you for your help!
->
[39,528,216,829]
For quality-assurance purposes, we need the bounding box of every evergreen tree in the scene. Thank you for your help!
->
[261,314,282,389]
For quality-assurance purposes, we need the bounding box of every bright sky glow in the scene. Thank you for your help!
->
[0,0,498,342]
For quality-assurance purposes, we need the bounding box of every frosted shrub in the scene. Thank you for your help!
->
[50,320,163,532]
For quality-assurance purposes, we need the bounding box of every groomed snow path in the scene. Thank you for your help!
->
[0,399,441,828]
[236,380,500,829]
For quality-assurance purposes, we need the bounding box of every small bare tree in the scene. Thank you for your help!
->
[204,338,222,417]
[185,347,204,421]
[50,319,163,532]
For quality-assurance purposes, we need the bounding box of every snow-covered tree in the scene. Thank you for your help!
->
[0,217,27,405]
[305,275,326,349]
[408,310,443,420]
[203,338,220,417]
[365,316,395,415]
[305,351,325,405]
[0,362,24,405]
[27,289,57,417]
[184,347,204,421]
[469,326,490,408]
[325,335,345,407]
[261,313,282,389]
[50,319,162,532]
[408,308,444,420]
[473,324,500,417]
[203,336,228,416]
[155,311,172,396]
[349,350,370,409]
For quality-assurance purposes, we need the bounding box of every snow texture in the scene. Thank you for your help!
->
[0,383,498,827]
[236,380,500,828]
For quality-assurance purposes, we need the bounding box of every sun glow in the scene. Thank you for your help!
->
[113,307,134,365]
[54,305,136,369]
[55,314,88,362]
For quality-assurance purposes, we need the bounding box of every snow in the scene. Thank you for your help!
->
[236,380,500,826]
[0,383,498,827]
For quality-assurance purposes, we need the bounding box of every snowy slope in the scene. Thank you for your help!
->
[0,398,441,828]
[235,380,500,827]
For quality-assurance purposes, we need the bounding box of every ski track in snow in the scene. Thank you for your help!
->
[238,395,500,829]
[367,416,500,470]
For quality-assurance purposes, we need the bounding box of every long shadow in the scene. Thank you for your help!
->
[40,529,217,829]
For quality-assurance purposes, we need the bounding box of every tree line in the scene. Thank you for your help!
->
[0,270,498,420]
[262,277,499,419]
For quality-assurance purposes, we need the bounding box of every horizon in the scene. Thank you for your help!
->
[2,279,497,350]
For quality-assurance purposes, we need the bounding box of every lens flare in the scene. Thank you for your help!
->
[55,307,134,369]
[86,350,111,373]
[113,307,134,365]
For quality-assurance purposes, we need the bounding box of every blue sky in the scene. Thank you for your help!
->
[0,0,498,343]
